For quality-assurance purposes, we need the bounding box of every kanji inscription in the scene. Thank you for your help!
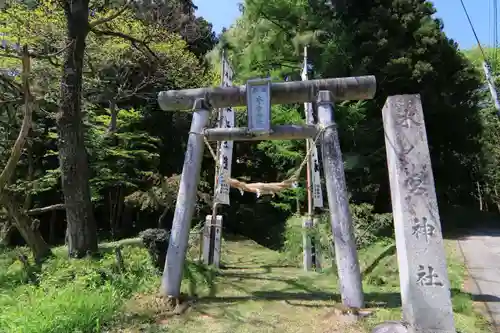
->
[411,216,436,243]
[416,265,444,287]
[382,95,455,332]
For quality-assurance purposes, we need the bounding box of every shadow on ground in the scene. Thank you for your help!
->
[448,227,500,241]
[196,290,401,309]
[472,294,500,302]
[188,267,403,309]
[441,207,500,240]
[221,264,298,272]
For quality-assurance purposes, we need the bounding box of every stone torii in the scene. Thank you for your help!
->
[156,75,377,310]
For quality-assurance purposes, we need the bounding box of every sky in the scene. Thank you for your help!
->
[193,0,496,50]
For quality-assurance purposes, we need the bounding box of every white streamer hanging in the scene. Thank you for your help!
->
[214,52,235,205]
[301,48,324,208]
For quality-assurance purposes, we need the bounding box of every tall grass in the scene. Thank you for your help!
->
[0,245,157,333]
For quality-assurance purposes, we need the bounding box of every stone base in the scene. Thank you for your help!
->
[371,321,409,333]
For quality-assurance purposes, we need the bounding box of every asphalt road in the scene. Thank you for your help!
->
[458,228,500,332]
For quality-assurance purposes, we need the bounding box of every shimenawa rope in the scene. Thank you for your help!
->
[190,124,334,197]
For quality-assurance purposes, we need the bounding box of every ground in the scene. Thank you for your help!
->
[112,237,489,333]
[458,228,500,332]
[0,234,492,333]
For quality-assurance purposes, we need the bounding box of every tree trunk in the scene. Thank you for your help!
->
[109,186,124,240]
[1,195,52,262]
[23,134,34,210]
[494,187,500,213]
[476,181,483,211]
[108,100,118,133]
[56,0,98,258]
[49,210,57,244]
[0,222,14,246]
[0,45,50,260]
[373,174,392,213]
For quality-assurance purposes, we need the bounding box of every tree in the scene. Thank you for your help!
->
[463,47,500,212]
[0,0,217,249]
[0,45,52,260]
[335,0,484,211]
[222,0,485,229]
[56,0,100,257]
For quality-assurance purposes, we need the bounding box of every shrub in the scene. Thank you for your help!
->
[282,203,393,266]
[350,203,393,248]
[0,246,157,333]
[139,228,169,272]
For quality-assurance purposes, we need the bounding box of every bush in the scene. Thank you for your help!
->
[282,203,393,266]
[139,223,205,272]
[140,228,169,272]
[350,203,393,247]
[0,246,157,333]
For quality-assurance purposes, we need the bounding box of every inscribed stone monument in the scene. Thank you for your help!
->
[382,94,455,333]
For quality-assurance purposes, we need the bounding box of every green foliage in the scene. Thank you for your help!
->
[282,204,393,265]
[0,0,498,256]
[336,0,484,207]
[350,203,393,247]
[282,214,334,266]
[462,47,500,212]
[223,0,487,223]
[0,237,211,333]
[0,0,215,243]
[0,246,157,333]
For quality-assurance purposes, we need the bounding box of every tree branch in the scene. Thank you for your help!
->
[246,0,295,38]
[89,27,160,61]
[0,221,13,245]
[89,0,131,28]
[23,134,34,211]
[0,45,34,194]
[0,42,73,60]
[0,74,23,94]
[27,204,66,215]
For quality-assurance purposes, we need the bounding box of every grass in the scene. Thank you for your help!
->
[0,242,159,333]
[0,236,492,333]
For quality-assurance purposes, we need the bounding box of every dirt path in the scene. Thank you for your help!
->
[458,228,500,332]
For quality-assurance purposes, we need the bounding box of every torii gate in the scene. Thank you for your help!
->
[156,75,377,309]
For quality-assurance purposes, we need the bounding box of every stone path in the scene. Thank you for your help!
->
[458,228,500,332]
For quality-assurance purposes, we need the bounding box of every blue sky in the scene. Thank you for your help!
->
[193,0,495,50]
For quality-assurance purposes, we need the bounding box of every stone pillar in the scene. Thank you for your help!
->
[160,100,210,297]
[303,217,313,271]
[202,215,213,265]
[203,214,222,267]
[381,94,455,332]
[212,215,223,268]
[317,90,364,308]
[313,217,322,271]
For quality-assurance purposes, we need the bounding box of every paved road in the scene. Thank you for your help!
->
[458,228,500,332]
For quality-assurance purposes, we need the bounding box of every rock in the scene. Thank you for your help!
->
[371,321,409,333]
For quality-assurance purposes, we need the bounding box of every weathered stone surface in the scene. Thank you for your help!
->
[158,76,377,111]
[212,215,223,268]
[203,215,222,267]
[204,125,318,142]
[302,216,313,271]
[160,107,210,297]
[371,321,409,333]
[382,94,455,332]
[317,90,364,308]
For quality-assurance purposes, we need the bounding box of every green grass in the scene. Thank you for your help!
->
[0,236,492,333]
[114,237,490,333]
[0,242,158,333]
